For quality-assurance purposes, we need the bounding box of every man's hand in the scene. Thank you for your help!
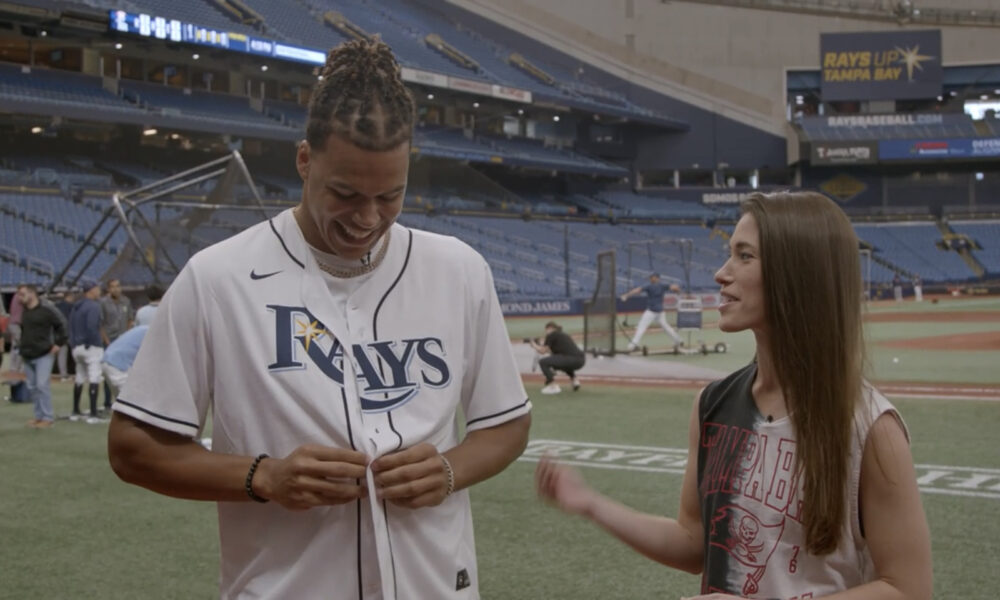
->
[254,445,369,511]
[371,443,451,508]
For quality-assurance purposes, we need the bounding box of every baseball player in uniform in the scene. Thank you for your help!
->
[68,281,104,422]
[107,40,531,600]
[619,273,683,351]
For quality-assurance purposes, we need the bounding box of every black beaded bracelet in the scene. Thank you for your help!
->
[245,453,269,503]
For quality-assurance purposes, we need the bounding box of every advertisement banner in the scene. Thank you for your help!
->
[811,141,877,165]
[500,299,580,316]
[400,67,449,89]
[492,84,532,103]
[820,30,942,101]
[448,76,494,96]
[879,138,1000,160]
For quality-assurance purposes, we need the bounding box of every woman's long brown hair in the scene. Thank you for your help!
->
[743,191,864,555]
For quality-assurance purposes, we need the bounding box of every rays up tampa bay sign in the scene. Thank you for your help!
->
[820,30,942,101]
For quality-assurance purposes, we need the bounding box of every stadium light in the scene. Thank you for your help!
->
[975,172,985,181]
[114,43,122,50]
[427,93,434,100]
[982,94,990,100]
[31,126,43,134]
[192,53,199,60]
[472,102,479,108]
[260,65,268,72]
[39,30,47,37]
[553,115,560,122]
[936,95,943,101]
[517,108,524,115]
[143,128,158,136]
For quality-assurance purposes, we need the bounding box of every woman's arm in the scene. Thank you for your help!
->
[536,393,704,573]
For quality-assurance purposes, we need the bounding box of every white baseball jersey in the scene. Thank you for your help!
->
[114,209,531,599]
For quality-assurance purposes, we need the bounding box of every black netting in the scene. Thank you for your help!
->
[583,250,616,356]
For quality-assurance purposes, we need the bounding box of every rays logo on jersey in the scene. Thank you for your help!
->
[267,305,451,413]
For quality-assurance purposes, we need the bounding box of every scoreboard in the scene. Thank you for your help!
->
[108,10,325,66]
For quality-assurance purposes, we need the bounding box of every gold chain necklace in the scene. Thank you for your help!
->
[314,229,391,278]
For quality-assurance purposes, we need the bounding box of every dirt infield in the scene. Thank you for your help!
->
[865,310,1000,323]
[881,331,1000,351]
[864,308,1000,351]
[521,373,1000,401]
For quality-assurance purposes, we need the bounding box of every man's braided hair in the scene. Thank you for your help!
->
[306,39,416,152]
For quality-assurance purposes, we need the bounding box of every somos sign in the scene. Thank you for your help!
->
[820,30,942,101]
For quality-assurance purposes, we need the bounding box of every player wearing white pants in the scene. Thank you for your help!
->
[72,345,104,385]
[68,282,104,421]
[620,273,682,351]
[629,308,682,349]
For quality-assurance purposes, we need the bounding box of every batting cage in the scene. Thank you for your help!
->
[49,152,287,292]
[582,250,617,356]
[624,238,694,293]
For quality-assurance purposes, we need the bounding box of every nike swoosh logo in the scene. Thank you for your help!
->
[250,269,282,280]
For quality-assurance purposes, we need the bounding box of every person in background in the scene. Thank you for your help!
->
[529,321,585,395]
[54,291,76,381]
[7,290,24,373]
[101,325,148,404]
[134,284,164,327]
[912,275,923,302]
[0,298,8,372]
[537,191,932,599]
[100,279,133,410]
[619,273,683,351]
[16,284,68,428]
[69,282,104,423]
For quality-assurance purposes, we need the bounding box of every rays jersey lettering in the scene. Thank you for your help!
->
[267,304,451,413]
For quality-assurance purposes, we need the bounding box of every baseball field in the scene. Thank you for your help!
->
[1,295,997,598]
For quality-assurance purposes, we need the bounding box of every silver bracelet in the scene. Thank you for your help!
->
[440,454,455,497]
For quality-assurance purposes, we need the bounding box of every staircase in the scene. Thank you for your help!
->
[937,219,986,278]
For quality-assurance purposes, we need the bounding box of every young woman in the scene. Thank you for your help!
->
[536,191,932,599]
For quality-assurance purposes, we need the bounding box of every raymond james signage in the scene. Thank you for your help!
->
[812,141,877,165]
[820,30,942,101]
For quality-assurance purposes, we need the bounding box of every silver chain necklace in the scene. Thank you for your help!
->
[314,229,391,278]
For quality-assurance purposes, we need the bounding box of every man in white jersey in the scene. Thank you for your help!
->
[107,40,531,600]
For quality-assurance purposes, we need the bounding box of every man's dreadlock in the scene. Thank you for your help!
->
[306,39,416,152]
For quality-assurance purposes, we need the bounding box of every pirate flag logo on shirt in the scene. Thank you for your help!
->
[709,505,785,596]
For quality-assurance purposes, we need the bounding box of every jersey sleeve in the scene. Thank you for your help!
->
[113,263,213,438]
[460,258,531,432]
